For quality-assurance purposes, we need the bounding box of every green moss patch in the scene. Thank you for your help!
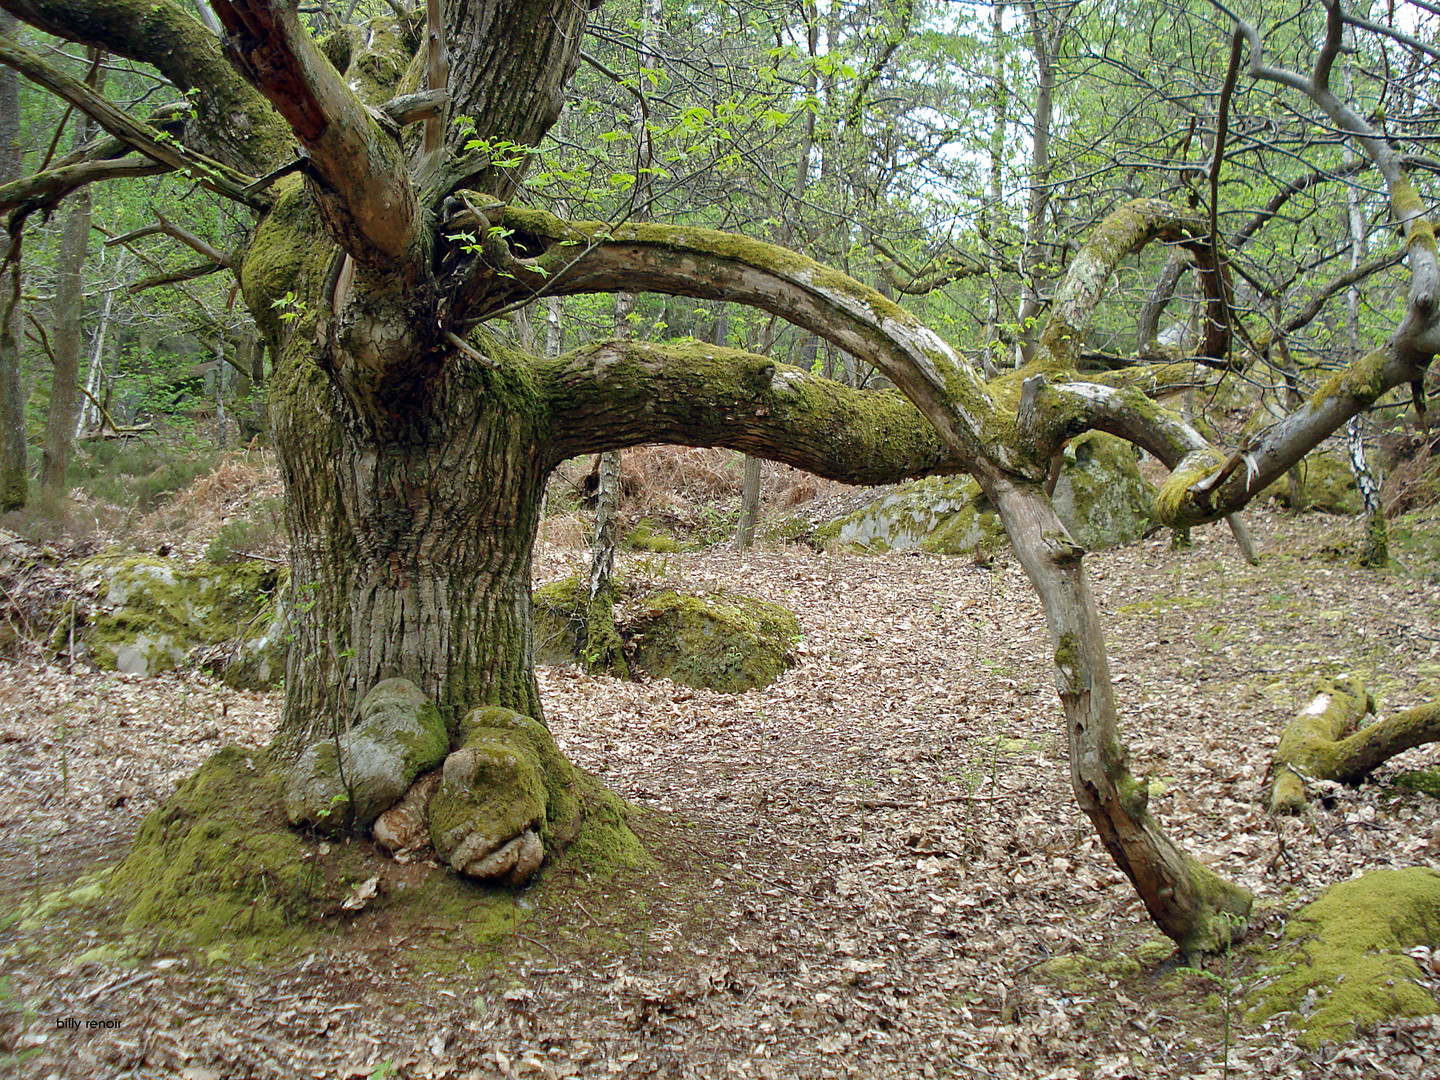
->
[628,589,800,693]
[624,521,683,553]
[108,746,371,954]
[1247,867,1440,1045]
[1395,770,1440,798]
[74,737,650,962]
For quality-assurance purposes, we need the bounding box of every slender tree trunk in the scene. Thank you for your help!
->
[983,0,1007,377]
[1340,103,1387,565]
[580,288,634,675]
[0,11,24,511]
[735,317,774,550]
[43,51,106,496]
[75,273,116,437]
[981,467,1253,954]
[1015,3,1068,365]
[41,186,93,496]
[734,454,762,550]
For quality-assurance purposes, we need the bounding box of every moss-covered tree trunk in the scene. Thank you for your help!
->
[982,468,1254,954]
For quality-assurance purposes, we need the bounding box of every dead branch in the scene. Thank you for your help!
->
[0,35,265,210]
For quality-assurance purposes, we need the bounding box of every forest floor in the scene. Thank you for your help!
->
[1,502,1439,1078]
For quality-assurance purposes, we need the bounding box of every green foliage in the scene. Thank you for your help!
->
[204,496,287,564]
[67,440,217,513]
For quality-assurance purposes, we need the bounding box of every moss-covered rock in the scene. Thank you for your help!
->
[1247,867,1440,1045]
[81,554,287,689]
[1050,433,1157,551]
[534,575,801,692]
[430,706,588,885]
[1262,451,1363,515]
[284,678,449,836]
[624,521,682,553]
[813,475,1000,554]
[628,589,800,692]
[813,433,1154,555]
[533,575,587,668]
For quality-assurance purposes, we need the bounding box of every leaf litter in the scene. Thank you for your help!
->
[0,509,1438,1077]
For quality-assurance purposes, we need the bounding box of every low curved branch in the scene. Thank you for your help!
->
[1155,344,1416,527]
[0,155,167,219]
[1036,199,1220,370]
[541,340,963,481]
[488,209,1016,474]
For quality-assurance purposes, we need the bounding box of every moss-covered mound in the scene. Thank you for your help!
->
[534,576,801,691]
[813,432,1154,555]
[628,588,800,693]
[1247,867,1440,1045]
[81,554,287,689]
[102,741,649,958]
[109,746,371,952]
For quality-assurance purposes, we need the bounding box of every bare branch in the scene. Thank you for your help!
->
[1281,249,1408,335]
[149,210,234,268]
[0,34,266,209]
[130,261,226,292]
[0,155,167,219]
[1340,6,1440,63]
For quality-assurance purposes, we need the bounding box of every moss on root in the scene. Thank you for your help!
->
[80,739,649,961]
[1247,867,1440,1046]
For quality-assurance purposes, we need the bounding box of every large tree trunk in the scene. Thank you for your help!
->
[269,336,547,756]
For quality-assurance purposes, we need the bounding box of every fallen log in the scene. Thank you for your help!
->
[1269,677,1440,814]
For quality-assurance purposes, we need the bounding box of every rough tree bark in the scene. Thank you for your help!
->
[0,0,1433,955]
